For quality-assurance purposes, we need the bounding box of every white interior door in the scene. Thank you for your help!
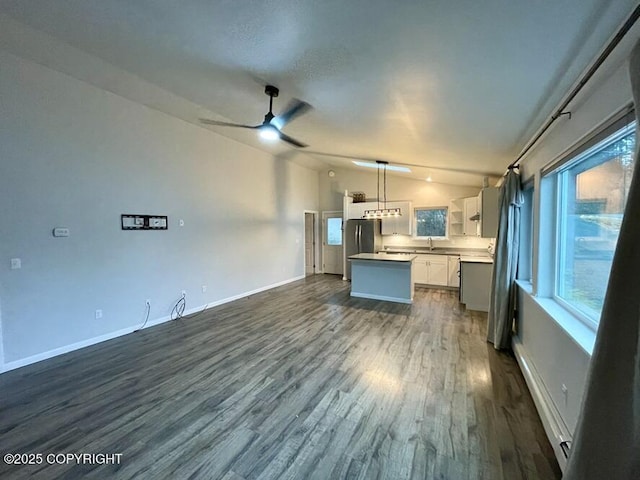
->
[322,211,343,275]
[304,212,316,276]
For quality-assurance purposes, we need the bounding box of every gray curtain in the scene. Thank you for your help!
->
[563,39,640,480]
[486,169,522,350]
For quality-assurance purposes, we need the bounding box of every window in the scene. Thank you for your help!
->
[518,185,534,283]
[326,217,342,245]
[415,207,448,238]
[552,122,635,326]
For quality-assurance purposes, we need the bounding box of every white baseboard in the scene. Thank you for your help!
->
[512,337,572,473]
[2,324,139,373]
[1,275,305,374]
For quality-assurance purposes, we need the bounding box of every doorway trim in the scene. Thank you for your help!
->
[303,210,321,275]
[322,210,344,275]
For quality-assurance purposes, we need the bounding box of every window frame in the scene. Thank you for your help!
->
[413,206,449,239]
[325,217,343,246]
[546,118,636,330]
[517,182,534,283]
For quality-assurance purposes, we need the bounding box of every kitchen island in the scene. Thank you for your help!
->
[460,256,494,311]
[348,253,417,304]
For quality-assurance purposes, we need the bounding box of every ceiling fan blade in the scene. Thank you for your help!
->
[278,131,308,148]
[273,99,312,129]
[199,118,259,129]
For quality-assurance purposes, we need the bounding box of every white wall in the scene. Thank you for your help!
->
[320,167,493,249]
[520,62,634,182]
[514,25,639,471]
[0,51,319,370]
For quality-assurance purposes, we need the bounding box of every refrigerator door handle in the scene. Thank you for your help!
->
[354,224,359,253]
[358,224,362,253]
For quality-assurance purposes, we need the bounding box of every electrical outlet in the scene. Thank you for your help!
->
[10,258,21,269]
[95,309,103,319]
[201,285,207,293]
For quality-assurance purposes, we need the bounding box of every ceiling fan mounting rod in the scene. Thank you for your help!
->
[265,85,279,114]
[263,85,279,123]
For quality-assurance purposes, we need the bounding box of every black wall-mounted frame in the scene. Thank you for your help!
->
[121,214,168,230]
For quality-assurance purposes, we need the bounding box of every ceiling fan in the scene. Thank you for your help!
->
[200,85,311,148]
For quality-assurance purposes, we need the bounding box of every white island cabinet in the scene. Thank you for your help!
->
[349,253,416,304]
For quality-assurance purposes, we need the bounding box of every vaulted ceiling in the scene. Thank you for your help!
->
[1,1,637,186]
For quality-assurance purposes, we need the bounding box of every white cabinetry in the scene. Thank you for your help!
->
[413,254,448,286]
[347,201,377,219]
[449,199,465,237]
[381,201,412,235]
[463,196,480,236]
[479,187,499,238]
[450,196,480,236]
[447,256,460,287]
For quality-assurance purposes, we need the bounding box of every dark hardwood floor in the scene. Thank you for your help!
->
[0,275,560,479]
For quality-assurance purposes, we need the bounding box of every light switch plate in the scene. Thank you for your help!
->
[10,258,21,269]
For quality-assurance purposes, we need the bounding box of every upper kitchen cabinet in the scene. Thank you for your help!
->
[381,201,412,235]
[464,196,480,236]
[449,198,465,236]
[347,201,377,219]
[478,187,499,238]
[450,196,479,236]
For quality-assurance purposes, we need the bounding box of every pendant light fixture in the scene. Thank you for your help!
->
[363,161,402,218]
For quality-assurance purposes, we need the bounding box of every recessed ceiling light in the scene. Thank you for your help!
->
[352,161,411,173]
[426,176,432,182]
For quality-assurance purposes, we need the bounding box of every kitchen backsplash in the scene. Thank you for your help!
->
[382,234,493,250]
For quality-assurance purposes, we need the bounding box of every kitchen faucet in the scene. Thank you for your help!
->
[428,236,434,251]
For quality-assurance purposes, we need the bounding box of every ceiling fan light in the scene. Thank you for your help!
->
[259,126,280,141]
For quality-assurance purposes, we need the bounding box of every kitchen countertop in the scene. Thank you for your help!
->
[460,256,494,264]
[382,248,490,256]
[349,253,417,262]
[379,248,494,263]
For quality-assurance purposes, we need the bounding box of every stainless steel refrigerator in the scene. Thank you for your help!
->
[345,219,382,280]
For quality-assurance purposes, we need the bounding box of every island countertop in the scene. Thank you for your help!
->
[349,253,417,262]
[459,256,494,264]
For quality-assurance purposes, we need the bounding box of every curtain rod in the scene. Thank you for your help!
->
[508,4,640,171]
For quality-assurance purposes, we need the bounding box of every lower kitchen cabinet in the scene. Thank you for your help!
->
[413,254,448,286]
[460,261,493,311]
[447,256,460,287]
